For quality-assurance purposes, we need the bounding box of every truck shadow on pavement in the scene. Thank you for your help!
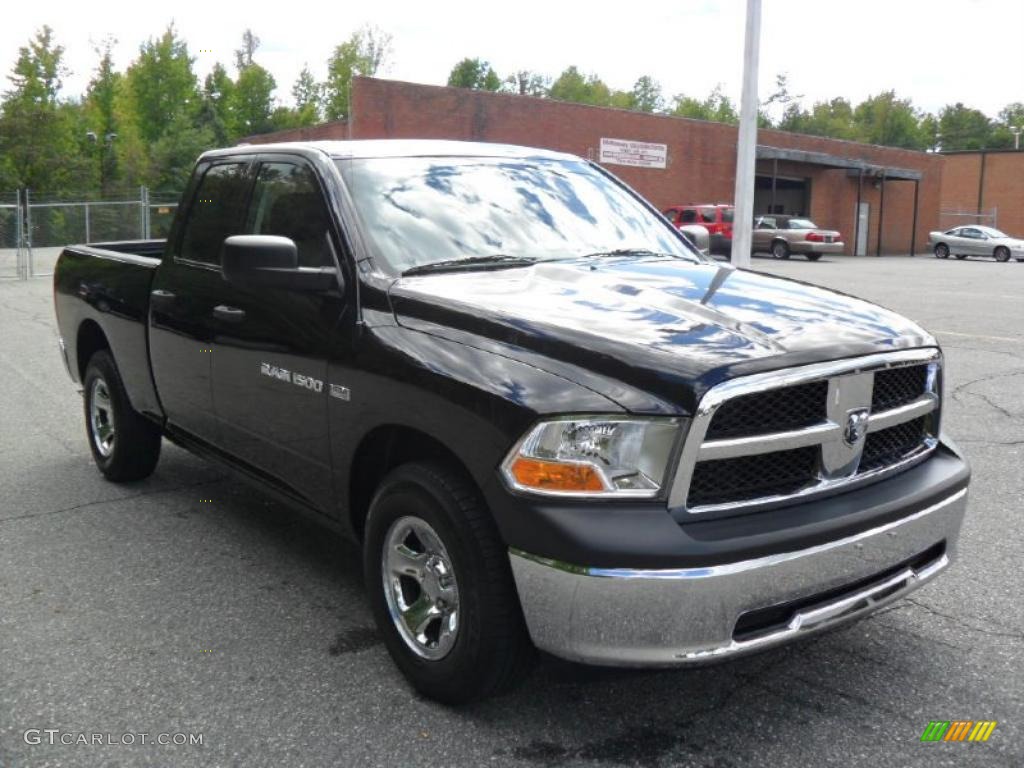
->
[149,446,977,768]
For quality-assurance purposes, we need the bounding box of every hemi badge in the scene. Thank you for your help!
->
[330,384,351,401]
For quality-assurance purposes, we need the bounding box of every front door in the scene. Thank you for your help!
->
[959,227,986,255]
[149,160,252,443]
[210,157,349,511]
[855,203,869,256]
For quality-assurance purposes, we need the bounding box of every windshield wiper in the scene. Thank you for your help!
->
[402,254,539,276]
[581,248,699,262]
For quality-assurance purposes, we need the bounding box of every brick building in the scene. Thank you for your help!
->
[939,150,1024,238]
[245,77,1023,256]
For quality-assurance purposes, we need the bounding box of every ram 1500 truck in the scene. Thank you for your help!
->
[54,140,971,704]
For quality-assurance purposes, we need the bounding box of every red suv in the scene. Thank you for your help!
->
[663,204,734,256]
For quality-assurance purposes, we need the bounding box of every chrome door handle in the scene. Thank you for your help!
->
[213,305,246,323]
[150,289,176,306]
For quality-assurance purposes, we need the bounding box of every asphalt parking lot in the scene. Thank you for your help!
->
[1,254,1021,768]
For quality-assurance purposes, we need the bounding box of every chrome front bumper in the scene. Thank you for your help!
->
[509,488,967,666]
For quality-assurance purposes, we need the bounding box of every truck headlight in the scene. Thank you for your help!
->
[501,417,683,497]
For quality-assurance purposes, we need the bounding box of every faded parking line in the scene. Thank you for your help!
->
[934,330,1023,344]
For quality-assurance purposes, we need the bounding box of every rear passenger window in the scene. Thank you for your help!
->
[680,209,698,224]
[699,207,717,224]
[178,162,249,264]
[247,162,334,268]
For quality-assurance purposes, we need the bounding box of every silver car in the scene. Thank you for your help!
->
[752,215,844,261]
[678,224,710,257]
[929,225,1024,262]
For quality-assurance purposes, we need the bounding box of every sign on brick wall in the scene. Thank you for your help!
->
[599,137,668,169]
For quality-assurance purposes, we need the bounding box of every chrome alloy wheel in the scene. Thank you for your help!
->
[89,377,116,458]
[382,516,460,660]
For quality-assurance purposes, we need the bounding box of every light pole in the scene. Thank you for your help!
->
[1011,126,1022,151]
[729,0,762,269]
[86,131,117,195]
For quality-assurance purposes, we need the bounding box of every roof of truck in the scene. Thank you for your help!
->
[205,139,579,161]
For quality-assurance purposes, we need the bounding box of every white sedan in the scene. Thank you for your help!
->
[929,225,1024,262]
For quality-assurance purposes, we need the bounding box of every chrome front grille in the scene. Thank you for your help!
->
[668,349,941,515]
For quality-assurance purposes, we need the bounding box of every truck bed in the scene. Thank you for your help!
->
[53,239,167,420]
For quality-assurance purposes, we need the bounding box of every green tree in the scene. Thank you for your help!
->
[235,29,260,71]
[291,65,322,125]
[504,70,549,97]
[447,58,502,91]
[548,66,611,106]
[124,24,199,145]
[627,75,663,113]
[323,25,392,120]
[197,62,235,146]
[937,102,993,150]
[778,97,857,140]
[990,102,1024,148]
[0,26,87,191]
[149,111,215,191]
[83,39,121,192]
[670,85,738,124]
[762,73,801,123]
[852,91,926,149]
[231,65,276,137]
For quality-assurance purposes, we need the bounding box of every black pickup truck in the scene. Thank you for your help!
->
[54,140,970,703]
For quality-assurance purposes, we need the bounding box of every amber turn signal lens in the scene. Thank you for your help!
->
[509,457,605,492]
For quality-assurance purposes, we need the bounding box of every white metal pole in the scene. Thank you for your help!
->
[729,0,762,269]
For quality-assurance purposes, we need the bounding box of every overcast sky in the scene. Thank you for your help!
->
[4,0,1022,119]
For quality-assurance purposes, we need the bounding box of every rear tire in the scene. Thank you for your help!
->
[771,241,790,260]
[83,350,162,481]
[994,246,1010,262]
[363,462,535,704]
[955,254,968,260]
[805,253,822,262]
[934,244,949,259]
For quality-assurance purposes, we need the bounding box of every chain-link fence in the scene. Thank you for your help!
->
[939,206,998,232]
[2,187,180,279]
[0,191,27,279]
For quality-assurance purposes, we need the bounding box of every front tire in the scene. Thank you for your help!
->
[771,241,791,260]
[994,246,1010,262]
[934,244,949,259]
[83,350,162,481]
[363,462,534,704]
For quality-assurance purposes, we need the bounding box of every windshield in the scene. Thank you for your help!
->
[337,155,699,273]
[977,226,1008,238]
[787,218,818,229]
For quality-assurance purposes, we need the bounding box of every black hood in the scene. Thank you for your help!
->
[388,258,936,414]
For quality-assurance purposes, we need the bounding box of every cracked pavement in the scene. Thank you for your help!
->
[1,255,1022,767]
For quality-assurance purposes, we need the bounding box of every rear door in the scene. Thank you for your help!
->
[149,159,253,443]
[210,156,349,511]
[752,216,776,251]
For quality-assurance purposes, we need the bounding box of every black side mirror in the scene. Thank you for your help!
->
[221,235,339,292]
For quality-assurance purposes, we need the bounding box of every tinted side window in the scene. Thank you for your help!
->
[699,207,717,224]
[178,162,250,264]
[247,162,333,268]
[680,209,698,224]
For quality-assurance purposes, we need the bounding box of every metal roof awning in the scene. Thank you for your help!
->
[756,145,922,180]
